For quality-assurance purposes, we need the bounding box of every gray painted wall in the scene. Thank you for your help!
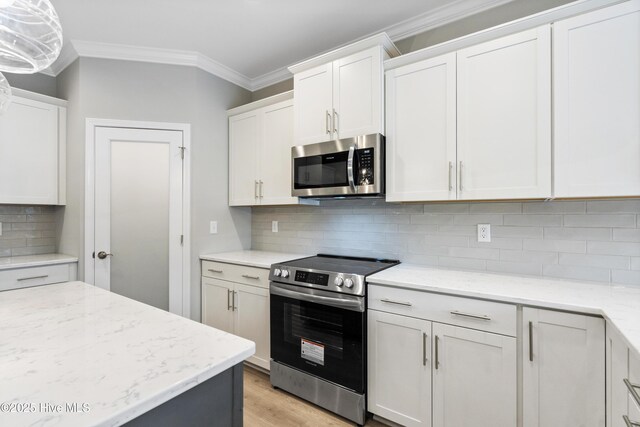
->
[57,58,252,321]
[251,79,293,102]
[252,199,640,286]
[4,72,58,98]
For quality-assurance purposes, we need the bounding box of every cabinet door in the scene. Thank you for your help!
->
[259,99,297,205]
[333,46,383,139]
[386,52,457,202]
[201,278,233,333]
[607,323,629,427]
[553,1,640,197]
[233,283,270,370]
[432,323,516,427]
[0,96,60,204]
[523,308,605,427]
[629,354,640,426]
[457,25,551,200]
[368,310,431,427]
[229,110,260,206]
[294,62,333,144]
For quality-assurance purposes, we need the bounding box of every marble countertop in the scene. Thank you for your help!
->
[368,264,640,358]
[0,254,78,271]
[200,250,309,269]
[0,282,254,427]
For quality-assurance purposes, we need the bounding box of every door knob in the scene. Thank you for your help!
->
[97,251,113,259]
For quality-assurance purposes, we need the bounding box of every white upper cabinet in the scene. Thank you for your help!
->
[291,34,399,145]
[293,63,333,145]
[0,90,66,205]
[553,0,640,198]
[386,52,457,202]
[332,47,383,140]
[457,25,551,200]
[228,92,297,206]
[260,100,296,205]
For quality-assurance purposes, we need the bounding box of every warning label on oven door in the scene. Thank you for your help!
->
[301,338,325,366]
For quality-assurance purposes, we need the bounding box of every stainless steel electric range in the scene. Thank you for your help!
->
[269,254,400,426]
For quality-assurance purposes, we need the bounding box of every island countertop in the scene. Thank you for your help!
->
[0,281,254,427]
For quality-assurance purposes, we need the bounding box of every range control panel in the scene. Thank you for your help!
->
[269,266,365,296]
[295,270,329,286]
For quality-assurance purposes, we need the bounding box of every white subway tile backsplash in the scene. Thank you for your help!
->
[504,214,563,227]
[611,270,640,286]
[522,201,586,214]
[564,214,636,228]
[543,264,611,283]
[252,199,640,286]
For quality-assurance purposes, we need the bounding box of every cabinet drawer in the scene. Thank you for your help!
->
[369,284,517,337]
[0,264,71,292]
[202,260,269,288]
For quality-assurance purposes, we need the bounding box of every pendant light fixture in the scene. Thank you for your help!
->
[0,0,63,74]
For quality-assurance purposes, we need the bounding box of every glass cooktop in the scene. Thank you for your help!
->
[281,254,399,277]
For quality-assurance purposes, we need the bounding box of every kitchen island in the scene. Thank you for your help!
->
[0,281,254,427]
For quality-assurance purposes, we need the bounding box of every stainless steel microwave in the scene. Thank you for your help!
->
[291,134,384,198]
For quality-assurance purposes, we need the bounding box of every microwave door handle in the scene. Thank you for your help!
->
[347,145,357,193]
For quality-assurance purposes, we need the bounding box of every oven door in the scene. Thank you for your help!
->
[270,282,365,393]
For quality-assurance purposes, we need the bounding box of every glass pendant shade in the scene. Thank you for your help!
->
[0,72,11,114]
[0,0,62,73]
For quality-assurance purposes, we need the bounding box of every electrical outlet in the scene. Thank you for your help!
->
[477,224,491,242]
[0,222,2,236]
[209,221,218,234]
[272,221,278,233]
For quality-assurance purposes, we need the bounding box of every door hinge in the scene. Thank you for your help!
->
[180,235,184,245]
[179,146,186,160]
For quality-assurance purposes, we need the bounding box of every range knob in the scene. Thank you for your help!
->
[334,277,344,287]
[273,268,282,277]
[344,278,354,289]
[281,269,290,278]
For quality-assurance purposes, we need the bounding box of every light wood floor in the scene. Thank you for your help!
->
[244,366,387,427]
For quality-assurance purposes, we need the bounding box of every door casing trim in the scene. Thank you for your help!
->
[84,118,192,318]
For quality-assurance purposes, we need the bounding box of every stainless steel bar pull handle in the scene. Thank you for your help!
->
[208,268,223,273]
[242,274,260,280]
[422,333,428,366]
[380,298,412,307]
[448,161,453,191]
[325,110,331,134]
[227,289,232,310]
[459,161,463,191]
[259,180,264,198]
[529,321,534,362]
[254,180,259,199]
[435,335,440,369]
[623,415,640,427]
[333,109,339,136]
[450,310,491,321]
[17,275,49,281]
[233,291,238,311]
[624,378,640,407]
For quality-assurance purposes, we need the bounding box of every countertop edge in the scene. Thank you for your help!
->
[0,254,78,271]
[100,344,255,427]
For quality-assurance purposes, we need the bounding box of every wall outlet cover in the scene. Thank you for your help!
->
[209,221,218,234]
[477,224,491,242]
[272,221,278,233]
[0,222,2,236]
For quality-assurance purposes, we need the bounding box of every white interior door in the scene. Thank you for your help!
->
[94,126,184,314]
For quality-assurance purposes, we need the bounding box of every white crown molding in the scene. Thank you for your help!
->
[45,0,518,91]
[383,0,515,41]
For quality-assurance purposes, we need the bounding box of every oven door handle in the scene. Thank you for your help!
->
[347,144,357,193]
[270,282,365,312]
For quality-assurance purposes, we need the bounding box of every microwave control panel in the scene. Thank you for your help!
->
[357,148,374,186]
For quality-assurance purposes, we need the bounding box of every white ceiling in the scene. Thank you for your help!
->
[49,0,512,90]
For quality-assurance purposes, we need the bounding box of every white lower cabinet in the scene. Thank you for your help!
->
[432,323,516,427]
[368,310,432,427]
[608,323,630,427]
[202,270,270,370]
[523,308,605,427]
[368,285,517,427]
[626,346,640,427]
